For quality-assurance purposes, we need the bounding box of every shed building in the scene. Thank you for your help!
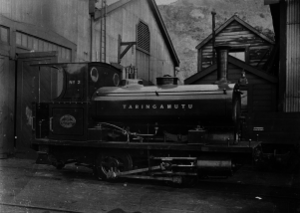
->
[187,15,277,114]
[195,15,275,73]
[0,0,179,158]
[185,14,285,143]
[92,0,179,84]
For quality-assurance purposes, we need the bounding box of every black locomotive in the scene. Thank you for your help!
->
[32,48,261,184]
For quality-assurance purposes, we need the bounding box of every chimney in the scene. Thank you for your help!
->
[215,45,231,84]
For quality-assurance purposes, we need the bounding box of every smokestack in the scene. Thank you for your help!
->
[215,45,231,84]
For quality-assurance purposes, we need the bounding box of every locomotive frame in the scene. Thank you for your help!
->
[30,59,261,184]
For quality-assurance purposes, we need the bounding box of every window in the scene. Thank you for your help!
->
[0,26,9,43]
[137,21,150,53]
[229,50,245,62]
[15,31,71,60]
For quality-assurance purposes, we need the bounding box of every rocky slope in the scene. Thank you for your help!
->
[158,0,274,79]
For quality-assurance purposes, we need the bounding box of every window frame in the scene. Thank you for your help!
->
[228,45,249,63]
[0,25,9,44]
[136,20,150,55]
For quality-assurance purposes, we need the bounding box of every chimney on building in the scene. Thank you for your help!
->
[215,45,231,85]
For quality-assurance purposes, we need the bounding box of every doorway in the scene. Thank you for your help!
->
[15,52,58,158]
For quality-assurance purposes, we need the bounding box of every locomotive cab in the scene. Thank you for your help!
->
[32,62,122,141]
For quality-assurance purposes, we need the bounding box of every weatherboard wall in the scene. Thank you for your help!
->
[198,19,274,72]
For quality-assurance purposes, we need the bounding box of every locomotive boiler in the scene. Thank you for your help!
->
[91,80,241,143]
[31,47,261,184]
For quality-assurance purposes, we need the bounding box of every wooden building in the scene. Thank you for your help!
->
[0,0,179,158]
[195,15,275,73]
[187,15,277,113]
[186,8,300,146]
[186,55,278,113]
[185,15,290,143]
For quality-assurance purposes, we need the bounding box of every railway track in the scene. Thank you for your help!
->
[1,160,299,212]
[0,201,85,213]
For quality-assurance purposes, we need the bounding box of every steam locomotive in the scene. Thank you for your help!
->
[32,48,261,184]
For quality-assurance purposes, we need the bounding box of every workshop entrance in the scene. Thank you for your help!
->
[15,52,58,158]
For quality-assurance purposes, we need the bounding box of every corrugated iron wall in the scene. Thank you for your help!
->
[0,0,90,62]
[0,0,78,41]
[285,0,300,112]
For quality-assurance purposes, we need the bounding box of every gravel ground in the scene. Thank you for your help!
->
[0,158,299,213]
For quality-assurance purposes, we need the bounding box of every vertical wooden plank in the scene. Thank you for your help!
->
[245,46,250,63]
[0,53,14,158]
[6,59,15,156]
[16,52,57,159]
[197,49,202,72]
[33,38,39,51]
[28,36,33,50]
[43,42,48,52]
[0,56,5,158]
[38,40,43,52]
[16,58,37,158]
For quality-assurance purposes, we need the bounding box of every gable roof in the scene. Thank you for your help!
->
[195,15,275,50]
[184,55,278,84]
[94,0,180,66]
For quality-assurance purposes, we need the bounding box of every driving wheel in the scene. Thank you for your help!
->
[94,151,133,180]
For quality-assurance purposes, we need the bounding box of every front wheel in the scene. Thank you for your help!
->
[94,151,133,180]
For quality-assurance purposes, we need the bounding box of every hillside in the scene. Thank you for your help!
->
[158,0,274,79]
